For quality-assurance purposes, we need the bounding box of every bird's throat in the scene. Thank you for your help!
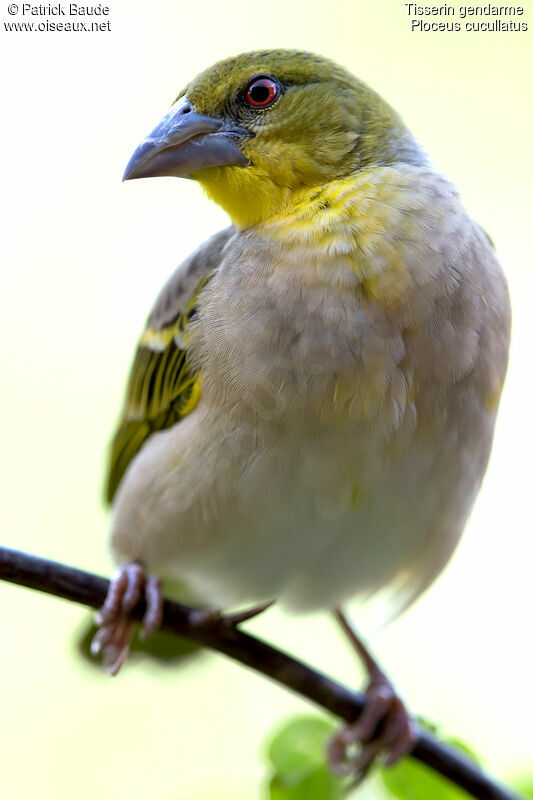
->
[194,165,309,229]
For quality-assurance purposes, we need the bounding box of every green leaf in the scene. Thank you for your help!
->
[379,740,480,800]
[380,759,466,800]
[265,716,346,800]
[269,766,345,800]
[267,716,337,776]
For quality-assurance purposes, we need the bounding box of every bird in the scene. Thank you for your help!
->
[91,49,511,774]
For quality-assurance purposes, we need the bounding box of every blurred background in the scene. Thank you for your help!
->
[1,0,532,797]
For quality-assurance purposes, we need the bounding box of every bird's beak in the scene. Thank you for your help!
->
[123,95,251,181]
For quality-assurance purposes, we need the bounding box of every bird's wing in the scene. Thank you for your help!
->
[105,227,235,503]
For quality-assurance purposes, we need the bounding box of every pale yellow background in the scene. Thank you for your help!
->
[1,1,532,798]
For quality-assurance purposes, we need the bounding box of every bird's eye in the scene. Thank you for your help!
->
[244,76,279,109]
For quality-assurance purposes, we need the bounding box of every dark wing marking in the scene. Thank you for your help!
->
[105,227,235,503]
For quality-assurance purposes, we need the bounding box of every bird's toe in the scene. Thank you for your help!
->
[139,574,164,639]
[327,681,416,778]
[92,562,163,673]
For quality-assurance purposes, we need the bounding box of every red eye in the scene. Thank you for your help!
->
[244,76,279,108]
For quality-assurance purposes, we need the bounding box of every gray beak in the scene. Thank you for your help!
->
[123,95,251,181]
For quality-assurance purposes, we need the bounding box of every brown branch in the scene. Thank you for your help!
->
[0,545,523,800]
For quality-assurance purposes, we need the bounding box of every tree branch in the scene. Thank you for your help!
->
[0,545,522,800]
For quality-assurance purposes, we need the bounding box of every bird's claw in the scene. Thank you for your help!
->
[189,599,275,629]
[328,678,417,777]
[91,563,163,675]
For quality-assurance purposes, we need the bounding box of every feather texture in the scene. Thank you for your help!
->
[106,51,510,623]
[105,228,235,501]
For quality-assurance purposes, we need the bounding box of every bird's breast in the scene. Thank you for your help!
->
[193,224,408,435]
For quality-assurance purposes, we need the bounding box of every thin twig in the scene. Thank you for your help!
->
[0,545,523,800]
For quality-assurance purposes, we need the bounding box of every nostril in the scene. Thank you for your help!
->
[181,103,191,114]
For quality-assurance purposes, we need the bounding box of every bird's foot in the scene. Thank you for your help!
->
[91,562,163,675]
[328,675,417,778]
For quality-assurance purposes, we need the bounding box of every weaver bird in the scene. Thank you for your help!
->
[91,50,511,773]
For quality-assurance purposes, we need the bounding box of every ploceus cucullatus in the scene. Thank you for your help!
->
[91,50,511,772]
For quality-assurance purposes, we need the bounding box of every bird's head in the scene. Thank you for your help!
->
[124,50,423,228]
